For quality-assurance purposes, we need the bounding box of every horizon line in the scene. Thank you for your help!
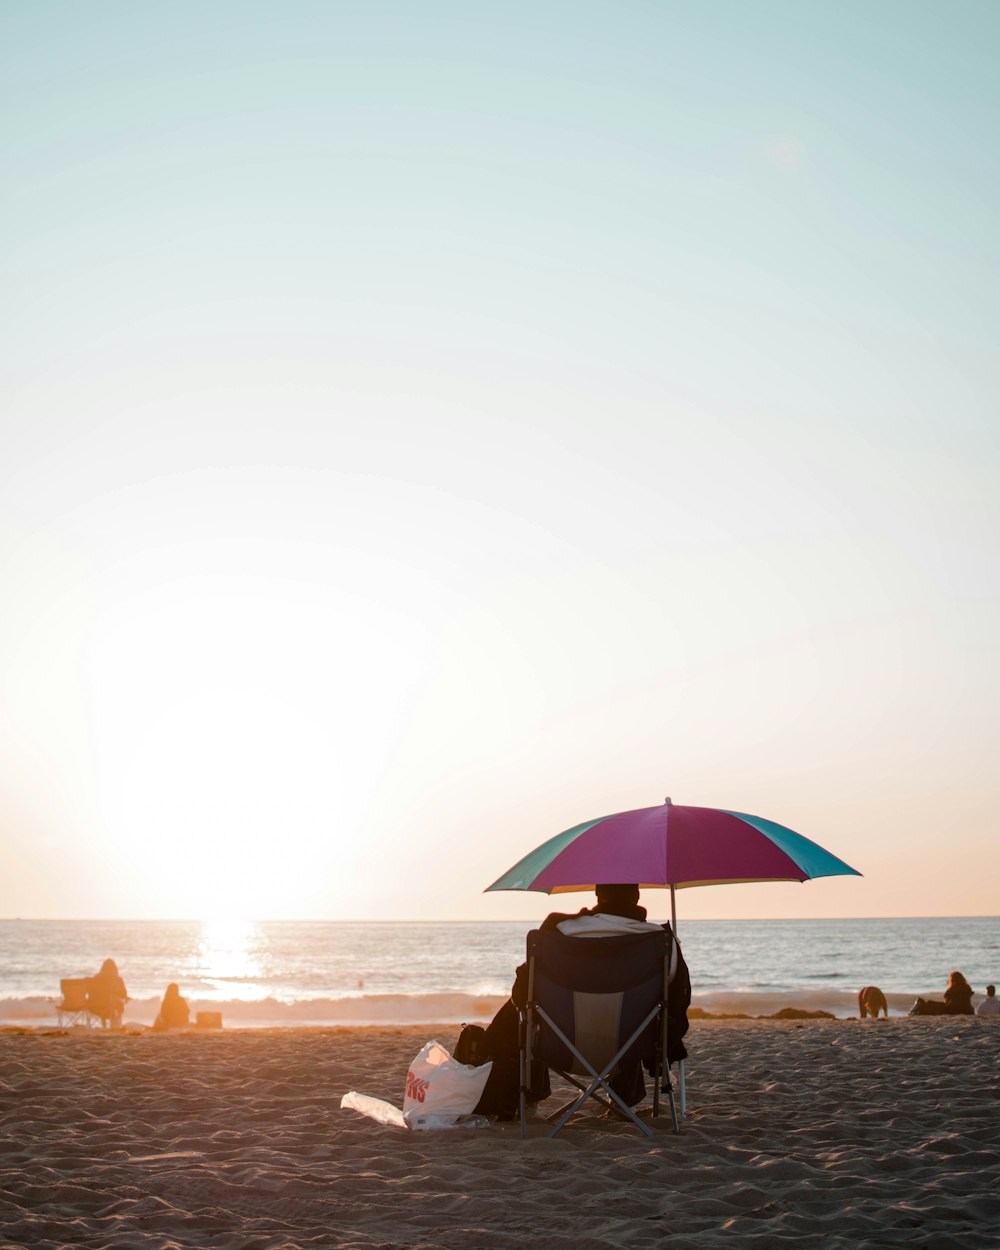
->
[1,913,997,924]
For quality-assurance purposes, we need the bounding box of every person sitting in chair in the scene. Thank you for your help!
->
[86,959,128,1028]
[466,884,691,1118]
[154,983,190,1030]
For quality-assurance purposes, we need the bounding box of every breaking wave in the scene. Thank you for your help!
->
[1,986,927,1029]
[0,992,507,1030]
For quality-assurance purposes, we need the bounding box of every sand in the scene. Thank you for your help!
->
[1,1017,998,1249]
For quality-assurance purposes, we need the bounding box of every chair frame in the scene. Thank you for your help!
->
[518,928,679,1138]
[56,978,95,1028]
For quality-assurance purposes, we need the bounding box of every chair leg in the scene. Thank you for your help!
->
[664,1067,680,1134]
[534,1005,663,1138]
[545,1073,614,1122]
[518,1047,525,1139]
[548,1066,678,1135]
[546,1071,654,1139]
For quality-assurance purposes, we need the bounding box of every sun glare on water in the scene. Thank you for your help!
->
[196,917,265,1000]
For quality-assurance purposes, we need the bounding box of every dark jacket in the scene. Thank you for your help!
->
[944,982,974,1015]
[512,905,691,1063]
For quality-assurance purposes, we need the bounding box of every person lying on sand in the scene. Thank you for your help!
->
[909,970,975,1016]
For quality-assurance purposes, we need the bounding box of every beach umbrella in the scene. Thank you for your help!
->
[486,797,860,1119]
[485,797,860,928]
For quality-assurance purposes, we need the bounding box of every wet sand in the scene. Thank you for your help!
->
[1,1017,998,1249]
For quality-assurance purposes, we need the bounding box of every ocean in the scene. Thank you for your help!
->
[1,916,996,1028]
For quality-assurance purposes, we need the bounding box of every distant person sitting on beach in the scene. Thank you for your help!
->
[86,959,128,1027]
[909,970,975,1017]
[462,884,691,1119]
[975,984,999,1017]
[943,971,975,1015]
[154,983,190,1030]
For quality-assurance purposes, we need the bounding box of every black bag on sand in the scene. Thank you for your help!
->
[454,1023,488,1066]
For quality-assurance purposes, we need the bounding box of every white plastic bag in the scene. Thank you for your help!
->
[340,1091,407,1129]
[402,1039,492,1129]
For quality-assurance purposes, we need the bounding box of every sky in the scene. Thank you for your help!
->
[2,1,998,923]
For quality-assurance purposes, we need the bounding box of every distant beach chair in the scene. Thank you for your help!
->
[56,978,95,1027]
[519,927,679,1138]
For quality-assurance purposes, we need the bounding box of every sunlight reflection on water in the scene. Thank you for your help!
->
[195,918,267,1001]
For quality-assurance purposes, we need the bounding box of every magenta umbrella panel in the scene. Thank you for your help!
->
[485,800,860,895]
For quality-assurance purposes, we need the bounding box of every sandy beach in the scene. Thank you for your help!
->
[1,1017,998,1250]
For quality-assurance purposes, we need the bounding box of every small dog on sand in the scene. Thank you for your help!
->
[858,986,889,1018]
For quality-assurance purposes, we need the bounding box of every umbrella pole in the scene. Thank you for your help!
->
[668,884,687,1119]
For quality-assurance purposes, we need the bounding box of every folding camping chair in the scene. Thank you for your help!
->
[519,927,679,1138]
[56,978,94,1027]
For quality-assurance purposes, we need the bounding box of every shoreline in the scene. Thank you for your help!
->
[0,1005,925,1036]
[3,1005,996,1037]
[0,987,953,1031]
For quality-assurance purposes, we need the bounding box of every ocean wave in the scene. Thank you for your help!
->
[1,985,934,1029]
[0,992,507,1029]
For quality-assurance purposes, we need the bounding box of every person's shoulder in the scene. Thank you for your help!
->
[558,913,664,937]
[540,909,584,932]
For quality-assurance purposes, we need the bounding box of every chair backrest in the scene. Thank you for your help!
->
[526,928,668,1075]
[60,978,91,1010]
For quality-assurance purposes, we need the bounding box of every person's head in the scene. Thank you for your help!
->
[595,883,640,911]
[164,983,180,1000]
[100,959,118,977]
[948,970,969,991]
[987,985,996,998]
